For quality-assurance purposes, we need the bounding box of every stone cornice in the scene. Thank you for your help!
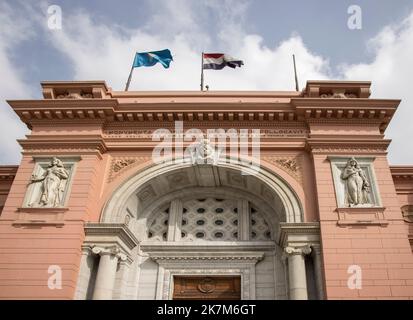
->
[140,241,275,253]
[149,252,264,263]
[307,138,390,154]
[0,166,18,181]
[391,166,413,194]
[390,166,413,180]
[277,222,321,248]
[18,135,107,155]
[7,81,400,136]
[84,223,139,251]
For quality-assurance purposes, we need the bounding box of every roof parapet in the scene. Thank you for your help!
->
[304,80,371,98]
[41,81,111,99]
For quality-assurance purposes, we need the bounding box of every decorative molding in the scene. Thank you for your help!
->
[108,156,151,182]
[91,245,128,261]
[0,166,18,181]
[84,223,139,253]
[56,92,94,99]
[278,222,321,248]
[262,156,302,184]
[401,205,413,223]
[283,245,312,257]
[336,207,388,226]
[12,207,68,227]
[102,127,309,139]
[150,253,264,263]
[320,92,358,99]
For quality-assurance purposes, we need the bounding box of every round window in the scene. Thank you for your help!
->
[215,208,224,213]
[196,232,205,238]
[214,232,224,238]
[196,220,205,226]
[197,208,205,213]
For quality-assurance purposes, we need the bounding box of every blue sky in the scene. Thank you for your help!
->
[1,0,413,164]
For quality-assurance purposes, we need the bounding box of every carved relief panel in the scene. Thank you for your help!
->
[329,157,382,208]
[23,157,79,208]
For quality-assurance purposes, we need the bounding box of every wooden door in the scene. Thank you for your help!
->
[173,276,241,300]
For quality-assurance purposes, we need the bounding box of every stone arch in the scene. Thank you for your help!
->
[101,159,304,227]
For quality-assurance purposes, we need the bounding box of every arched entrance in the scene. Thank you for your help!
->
[75,160,323,300]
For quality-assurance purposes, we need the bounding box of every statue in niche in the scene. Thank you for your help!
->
[340,157,371,206]
[29,157,69,207]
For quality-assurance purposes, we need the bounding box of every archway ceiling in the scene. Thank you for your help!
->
[134,165,285,217]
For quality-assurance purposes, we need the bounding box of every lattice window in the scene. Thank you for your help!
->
[250,207,272,240]
[147,207,169,241]
[181,198,238,241]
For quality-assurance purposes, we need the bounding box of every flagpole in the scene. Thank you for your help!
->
[125,65,134,91]
[200,52,204,91]
[293,54,299,92]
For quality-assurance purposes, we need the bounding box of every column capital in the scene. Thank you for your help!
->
[310,244,322,255]
[91,245,127,261]
[284,245,312,257]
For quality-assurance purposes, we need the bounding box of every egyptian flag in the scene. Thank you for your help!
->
[203,53,244,70]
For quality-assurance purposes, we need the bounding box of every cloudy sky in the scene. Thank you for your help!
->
[1,0,413,164]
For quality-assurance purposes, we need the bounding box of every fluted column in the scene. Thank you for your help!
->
[92,246,127,300]
[284,245,311,300]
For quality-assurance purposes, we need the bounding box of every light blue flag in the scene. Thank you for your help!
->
[132,49,173,68]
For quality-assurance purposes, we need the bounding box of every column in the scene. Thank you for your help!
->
[284,245,311,300]
[74,247,93,300]
[167,199,183,241]
[311,244,325,300]
[238,199,250,240]
[92,246,127,300]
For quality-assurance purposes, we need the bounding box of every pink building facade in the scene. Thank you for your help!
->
[0,80,412,300]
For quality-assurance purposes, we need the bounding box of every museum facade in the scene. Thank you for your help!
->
[0,80,412,300]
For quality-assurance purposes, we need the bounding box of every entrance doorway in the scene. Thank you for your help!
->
[172,276,241,300]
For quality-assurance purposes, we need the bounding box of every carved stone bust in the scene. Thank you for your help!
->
[340,157,371,207]
[189,139,220,165]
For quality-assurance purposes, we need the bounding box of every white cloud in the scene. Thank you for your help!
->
[1,0,413,164]
[0,2,32,164]
[46,1,330,91]
[342,12,413,163]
